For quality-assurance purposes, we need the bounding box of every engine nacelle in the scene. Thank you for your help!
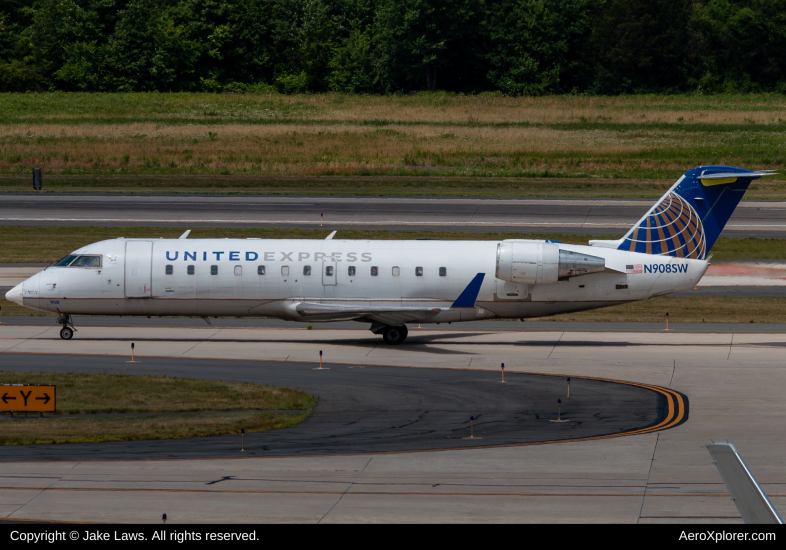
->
[496,241,606,285]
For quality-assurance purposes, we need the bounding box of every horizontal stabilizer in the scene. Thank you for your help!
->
[451,273,485,308]
[698,171,777,180]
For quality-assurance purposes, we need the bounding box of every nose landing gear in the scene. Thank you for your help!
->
[57,314,76,340]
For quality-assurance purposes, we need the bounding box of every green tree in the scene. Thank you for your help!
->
[375,0,484,91]
[590,0,693,93]
[484,0,597,95]
[0,0,47,91]
[692,0,786,92]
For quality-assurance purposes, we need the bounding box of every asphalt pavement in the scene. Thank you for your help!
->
[0,353,675,461]
[2,194,786,236]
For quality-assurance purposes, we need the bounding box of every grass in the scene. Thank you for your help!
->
[535,296,786,324]
[0,371,315,445]
[0,411,307,445]
[1,92,786,192]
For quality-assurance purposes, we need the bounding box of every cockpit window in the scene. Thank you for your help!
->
[53,255,78,267]
[70,255,101,268]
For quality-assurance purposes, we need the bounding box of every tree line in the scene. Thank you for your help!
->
[2,0,785,95]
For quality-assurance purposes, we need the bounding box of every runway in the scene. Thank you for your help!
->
[3,194,786,236]
[1,324,784,523]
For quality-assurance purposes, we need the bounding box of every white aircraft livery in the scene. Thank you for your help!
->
[5,166,775,344]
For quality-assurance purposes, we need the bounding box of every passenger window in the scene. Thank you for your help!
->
[258,265,265,275]
[392,266,400,277]
[371,266,379,276]
[187,265,195,275]
[416,266,423,276]
[234,266,242,276]
[281,266,289,276]
[348,266,356,277]
[326,266,334,276]
[304,265,311,276]
[439,267,447,276]
[211,265,218,275]
[165,265,173,275]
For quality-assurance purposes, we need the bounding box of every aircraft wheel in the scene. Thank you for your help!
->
[382,325,408,345]
[60,327,74,340]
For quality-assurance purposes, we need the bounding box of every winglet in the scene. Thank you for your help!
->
[179,230,191,239]
[451,273,485,308]
[325,231,337,240]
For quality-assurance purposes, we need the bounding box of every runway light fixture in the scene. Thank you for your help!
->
[501,362,505,383]
[162,513,167,524]
[567,377,571,399]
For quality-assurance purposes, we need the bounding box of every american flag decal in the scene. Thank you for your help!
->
[626,264,643,274]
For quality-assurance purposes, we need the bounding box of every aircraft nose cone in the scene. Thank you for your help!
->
[5,283,23,305]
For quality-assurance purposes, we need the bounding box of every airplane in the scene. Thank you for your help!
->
[4,166,775,344]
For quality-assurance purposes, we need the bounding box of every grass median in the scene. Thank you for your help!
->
[2,92,786,194]
[0,372,315,445]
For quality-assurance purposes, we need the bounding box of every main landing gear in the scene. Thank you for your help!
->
[370,323,408,345]
[57,314,76,340]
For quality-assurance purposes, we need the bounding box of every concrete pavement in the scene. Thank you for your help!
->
[0,324,785,522]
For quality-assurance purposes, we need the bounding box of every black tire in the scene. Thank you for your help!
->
[382,325,408,345]
[60,327,74,340]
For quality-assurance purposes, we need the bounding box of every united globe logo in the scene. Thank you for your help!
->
[622,193,706,259]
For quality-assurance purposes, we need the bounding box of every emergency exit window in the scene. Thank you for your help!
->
[258,265,265,275]
[326,266,334,276]
[165,265,173,275]
[234,266,242,276]
[211,265,218,275]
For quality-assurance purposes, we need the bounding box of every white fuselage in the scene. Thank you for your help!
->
[11,238,708,323]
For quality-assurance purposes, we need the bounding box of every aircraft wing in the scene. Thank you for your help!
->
[295,302,443,324]
[295,273,486,324]
[706,442,784,524]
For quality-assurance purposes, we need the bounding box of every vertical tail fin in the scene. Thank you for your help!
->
[590,166,775,259]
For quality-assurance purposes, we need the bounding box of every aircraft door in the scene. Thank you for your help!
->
[125,241,153,298]
[322,261,337,286]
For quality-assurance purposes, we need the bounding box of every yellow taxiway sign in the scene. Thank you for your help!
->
[0,385,56,412]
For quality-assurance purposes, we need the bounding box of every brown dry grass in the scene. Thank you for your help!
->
[540,296,786,323]
[298,95,786,125]
[0,411,307,445]
[2,93,786,184]
[0,122,682,175]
